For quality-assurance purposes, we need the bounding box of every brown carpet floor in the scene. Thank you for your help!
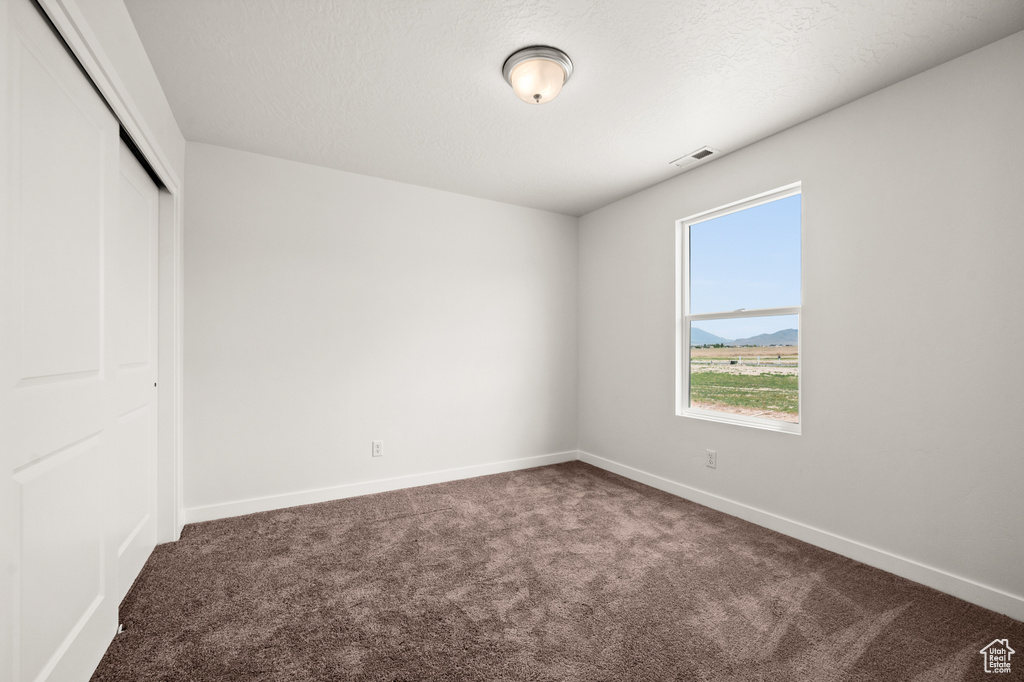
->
[91,461,1022,681]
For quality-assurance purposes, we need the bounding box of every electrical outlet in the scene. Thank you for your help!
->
[372,440,383,457]
[706,449,717,469]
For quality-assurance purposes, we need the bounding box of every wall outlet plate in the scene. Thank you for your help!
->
[706,449,717,468]
[372,440,383,457]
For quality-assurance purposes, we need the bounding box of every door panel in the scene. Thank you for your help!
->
[3,0,119,679]
[112,143,159,604]
[14,27,105,384]
[114,150,156,369]
[15,437,105,682]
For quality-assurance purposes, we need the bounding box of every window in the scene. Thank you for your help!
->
[676,183,802,433]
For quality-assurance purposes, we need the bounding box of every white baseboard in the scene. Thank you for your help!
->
[184,450,578,525]
[577,450,1024,623]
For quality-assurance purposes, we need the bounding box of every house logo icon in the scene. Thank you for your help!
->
[979,639,1015,674]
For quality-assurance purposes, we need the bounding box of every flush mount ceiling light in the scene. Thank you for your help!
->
[502,46,573,105]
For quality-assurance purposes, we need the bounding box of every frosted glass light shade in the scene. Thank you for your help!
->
[502,46,573,105]
[510,59,565,104]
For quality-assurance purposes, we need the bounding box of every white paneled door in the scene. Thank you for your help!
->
[113,144,159,607]
[0,0,160,680]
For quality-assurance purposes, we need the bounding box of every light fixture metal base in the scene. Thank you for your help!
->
[502,46,573,87]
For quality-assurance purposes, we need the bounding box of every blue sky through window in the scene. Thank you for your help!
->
[689,193,800,339]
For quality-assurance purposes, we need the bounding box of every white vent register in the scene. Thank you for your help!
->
[670,146,720,169]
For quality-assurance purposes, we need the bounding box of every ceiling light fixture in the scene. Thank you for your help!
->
[502,46,573,105]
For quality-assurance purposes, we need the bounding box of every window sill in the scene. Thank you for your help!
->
[679,407,801,435]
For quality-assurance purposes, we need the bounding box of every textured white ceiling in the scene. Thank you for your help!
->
[123,0,1024,216]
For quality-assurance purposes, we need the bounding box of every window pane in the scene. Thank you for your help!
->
[689,194,801,314]
[689,315,799,423]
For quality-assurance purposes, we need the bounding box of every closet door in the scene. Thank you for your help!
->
[0,0,156,680]
[112,142,159,606]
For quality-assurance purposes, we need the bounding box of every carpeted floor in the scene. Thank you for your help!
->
[91,461,1022,681]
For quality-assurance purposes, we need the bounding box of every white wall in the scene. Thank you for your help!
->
[184,143,578,516]
[578,31,1024,615]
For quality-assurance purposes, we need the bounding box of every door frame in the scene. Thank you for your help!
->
[37,0,185,542]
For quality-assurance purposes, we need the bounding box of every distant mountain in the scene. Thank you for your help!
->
[690,327,798,347]
[728,328,798,347]
[690,327,731,346]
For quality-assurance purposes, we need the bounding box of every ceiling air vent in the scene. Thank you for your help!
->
[669,146,720,169]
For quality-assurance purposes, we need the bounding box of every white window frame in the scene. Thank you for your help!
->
[675,182,802,434]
